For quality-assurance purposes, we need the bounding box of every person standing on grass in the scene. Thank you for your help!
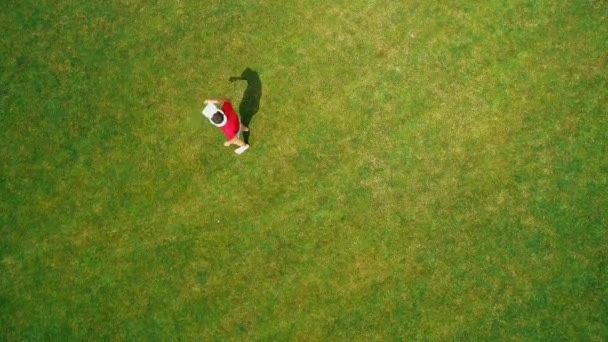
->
[202,98,249,152]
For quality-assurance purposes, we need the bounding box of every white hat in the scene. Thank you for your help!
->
[202,103,227,127]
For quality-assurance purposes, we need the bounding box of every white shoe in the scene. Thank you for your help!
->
[234,145,249,155]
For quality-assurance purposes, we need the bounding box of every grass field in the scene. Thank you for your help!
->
[1,0,607,339]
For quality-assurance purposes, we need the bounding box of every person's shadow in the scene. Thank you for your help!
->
[229,68,261,144]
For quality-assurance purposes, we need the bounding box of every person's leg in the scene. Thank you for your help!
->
[225,135,247,147]
[234,138,247,147]
[233,129,248,147]
[224,136,238,146]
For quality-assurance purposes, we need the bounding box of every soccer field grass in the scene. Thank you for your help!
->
[1,0,607,339]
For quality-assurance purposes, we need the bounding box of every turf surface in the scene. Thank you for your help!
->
[1,0,607,339]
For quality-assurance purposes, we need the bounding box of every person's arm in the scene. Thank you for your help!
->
[204,98,230,105]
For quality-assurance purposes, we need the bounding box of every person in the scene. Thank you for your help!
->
[202,98,249,152]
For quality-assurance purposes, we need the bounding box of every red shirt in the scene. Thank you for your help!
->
[220,101,241,140]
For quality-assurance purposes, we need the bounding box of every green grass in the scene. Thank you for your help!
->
[1,0,607,339]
